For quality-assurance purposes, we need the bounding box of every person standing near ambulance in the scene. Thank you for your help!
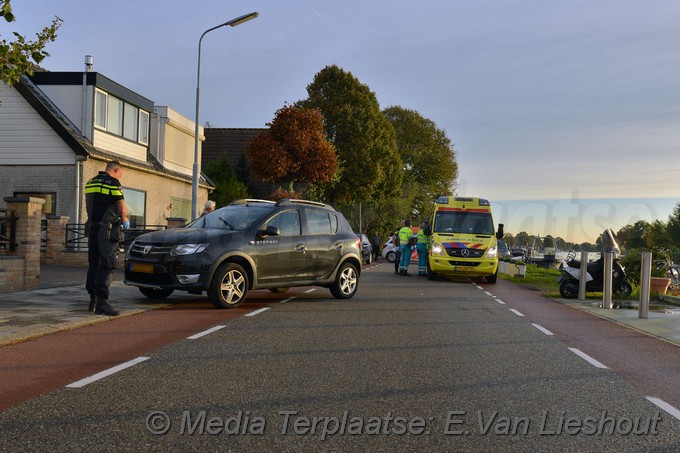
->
[398,219,414,276]
[416,220,431,276]
[85,160,129,316]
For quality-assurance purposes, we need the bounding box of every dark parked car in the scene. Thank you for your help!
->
[356,233,373,264]
[124,199,362,308]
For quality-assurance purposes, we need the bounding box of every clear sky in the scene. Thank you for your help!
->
[8,0,680,243]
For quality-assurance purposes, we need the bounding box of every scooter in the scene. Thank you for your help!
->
[557,229,632,302]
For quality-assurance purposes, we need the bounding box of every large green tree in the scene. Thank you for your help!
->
[298,65,402,206]
[1,1,61,87]
[383,106,458,220]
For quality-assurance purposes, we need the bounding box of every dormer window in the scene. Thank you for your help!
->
[94,88,149,145]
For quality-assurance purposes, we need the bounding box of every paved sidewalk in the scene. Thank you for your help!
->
[0,265,163,346]
[2,265,680,347]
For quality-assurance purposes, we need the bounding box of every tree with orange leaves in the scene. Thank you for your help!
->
[247,105,337,196]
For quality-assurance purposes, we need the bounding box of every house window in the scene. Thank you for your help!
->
[94,88,149,145]
[139,110,149,145]
[123,103,138,141]
[124,188,146,227]
[94,91,107,128]
[107,96,123,135]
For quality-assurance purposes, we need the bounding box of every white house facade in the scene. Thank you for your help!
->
[0,70,211,227]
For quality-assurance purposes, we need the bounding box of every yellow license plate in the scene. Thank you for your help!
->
[131,263,154,273]
[453,266,475,272]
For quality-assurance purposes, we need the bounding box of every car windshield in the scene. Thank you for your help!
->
[433,211,494,235]
[186,205,273,231]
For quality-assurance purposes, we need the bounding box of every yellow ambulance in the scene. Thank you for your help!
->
[426,196,504,283]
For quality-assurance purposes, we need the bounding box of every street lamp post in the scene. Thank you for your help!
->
[191,12,259,221]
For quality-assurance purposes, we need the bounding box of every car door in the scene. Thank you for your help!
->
[303,208,343,279]
[255,209,306,284]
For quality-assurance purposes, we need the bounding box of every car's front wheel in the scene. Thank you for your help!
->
[139,287,174,299]
[330,262,359,299]
[209,262,248,308]
[386,251,396,263]
[365,253,372,265]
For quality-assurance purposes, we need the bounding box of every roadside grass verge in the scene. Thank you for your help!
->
[499,264,640,300]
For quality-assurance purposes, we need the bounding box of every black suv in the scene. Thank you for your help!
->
[124,199,362,308]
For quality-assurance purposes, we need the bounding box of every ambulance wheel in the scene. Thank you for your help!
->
[426,262,437,280]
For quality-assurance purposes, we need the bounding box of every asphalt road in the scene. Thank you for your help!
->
[1,262,680,451]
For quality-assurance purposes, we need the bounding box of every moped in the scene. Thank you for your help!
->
[557,229,632,301]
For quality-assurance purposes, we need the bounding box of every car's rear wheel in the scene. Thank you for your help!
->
[330,262,359,299]
[386,251,396,263]
[209,262,248,308]
[139,287,174,299]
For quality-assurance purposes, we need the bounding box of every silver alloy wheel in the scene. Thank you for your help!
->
[220,269,246,304]
[339,265,357,296]
[209,262,249,308]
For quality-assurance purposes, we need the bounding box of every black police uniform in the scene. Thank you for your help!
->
[85,171,124,314]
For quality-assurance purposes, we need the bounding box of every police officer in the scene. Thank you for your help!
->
[85,160,129,316]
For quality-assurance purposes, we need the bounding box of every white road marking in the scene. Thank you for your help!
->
[66,357,150,388]
[646,397,680,421]
[484,291,494,297]
[187,325,226,340]
[509,308,524,317]
[279,297,295,304]
[495,299,506,305]
[475,285,484,290]
[245,307,271,317]
[531,323,554,336]
[304,288,317,293]
[568,347,608,369]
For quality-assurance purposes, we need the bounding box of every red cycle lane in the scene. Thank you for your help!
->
[0,298,276,412]
[484,278,680,410]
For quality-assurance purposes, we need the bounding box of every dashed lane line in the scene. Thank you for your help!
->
[531,323,554,336]
[568,347,608,369]
[245,307,271,317]
[66,357,150,388]
[187,325,226,340]
[646,397,680,421]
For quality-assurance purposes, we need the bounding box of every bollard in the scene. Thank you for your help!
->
[601,252,613,309]
[578,251,588,301]
[639,251,651,319]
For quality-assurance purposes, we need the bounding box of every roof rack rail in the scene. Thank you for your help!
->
[229,199,276,205]
[276,198,326,207]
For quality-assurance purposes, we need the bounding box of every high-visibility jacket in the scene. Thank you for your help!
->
[417,228,429,244]
[398,226,413,245]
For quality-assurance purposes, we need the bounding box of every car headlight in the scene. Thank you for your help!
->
[171,243,208,256]
[486,245,498,258]
[431,242,445,256]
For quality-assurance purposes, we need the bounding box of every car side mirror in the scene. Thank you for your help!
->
[257,225,280,237]
[496,223,504,240]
